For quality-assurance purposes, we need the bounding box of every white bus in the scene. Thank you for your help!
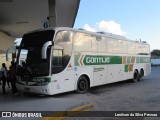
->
[15,27,151,95]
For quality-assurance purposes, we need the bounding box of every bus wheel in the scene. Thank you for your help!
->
[138,69,144,81]
[131,70,139,83]
[76,76,89,94]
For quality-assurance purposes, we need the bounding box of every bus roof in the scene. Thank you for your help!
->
[24,27,149,45]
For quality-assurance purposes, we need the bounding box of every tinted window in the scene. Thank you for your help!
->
[52,50,63,67]
[117,40,128,54]
[137,44,150,55]
[22,30,54,47]
[106,38,118,53]
[128,42,136,55]
[52,31,73,74]
[136,44,142,55]
[17,30,54,76]
[74,32,92,52]
[143,45,150,55]
[92,36,106,52]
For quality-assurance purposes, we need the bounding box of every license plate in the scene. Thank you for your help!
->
[24,87,30,92]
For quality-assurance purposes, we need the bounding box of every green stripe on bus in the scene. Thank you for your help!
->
[125,65,129,72]
[74,54,150,66]
[83,55,122,65]
[127,56,131,64]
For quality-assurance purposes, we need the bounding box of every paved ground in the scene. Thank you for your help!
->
[87,66,160,111]
[0,66,160,120]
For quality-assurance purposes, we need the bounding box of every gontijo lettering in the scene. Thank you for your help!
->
[86,57,110,64]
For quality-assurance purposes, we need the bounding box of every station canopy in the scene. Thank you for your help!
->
[0,0,80,38]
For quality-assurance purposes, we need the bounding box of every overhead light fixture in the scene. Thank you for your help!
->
[0,0,13,2]
[16,22,29,24]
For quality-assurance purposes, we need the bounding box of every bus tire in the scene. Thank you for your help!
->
[138,69,144,81]
[131,70,139,83]
[76,76,89,94]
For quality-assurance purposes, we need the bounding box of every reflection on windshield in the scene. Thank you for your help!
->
[17,47,51,77]
[51,31,73,74]
[17,30,54,77]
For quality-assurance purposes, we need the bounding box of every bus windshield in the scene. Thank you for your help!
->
[17,30,54,77]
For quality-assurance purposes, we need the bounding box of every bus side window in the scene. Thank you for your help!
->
[74,32,92,52]
[92,36,106,52]
[106,38,118,53]
[117,40,128,54]
[128,42,136,55]
[52,49,63,67]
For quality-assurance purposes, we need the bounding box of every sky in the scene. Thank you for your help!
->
[74,0,160,51]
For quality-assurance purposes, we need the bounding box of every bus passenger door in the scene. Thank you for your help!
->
[51,47,75,93]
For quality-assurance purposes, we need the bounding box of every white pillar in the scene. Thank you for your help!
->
[0,32,14,53]
[0,31,14,67]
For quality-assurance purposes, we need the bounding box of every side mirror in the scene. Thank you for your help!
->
[42,41,52,59]
[6,45,16,61]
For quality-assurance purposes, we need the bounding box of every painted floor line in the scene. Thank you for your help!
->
[42,102,94,120]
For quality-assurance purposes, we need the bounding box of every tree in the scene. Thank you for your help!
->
[151,49,160,58]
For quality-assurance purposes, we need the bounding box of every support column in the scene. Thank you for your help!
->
[0,31,14,67]
[48,0,57,27]
[0,31,14,53]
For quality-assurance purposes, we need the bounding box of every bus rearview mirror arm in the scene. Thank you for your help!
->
[42,41,52,59]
